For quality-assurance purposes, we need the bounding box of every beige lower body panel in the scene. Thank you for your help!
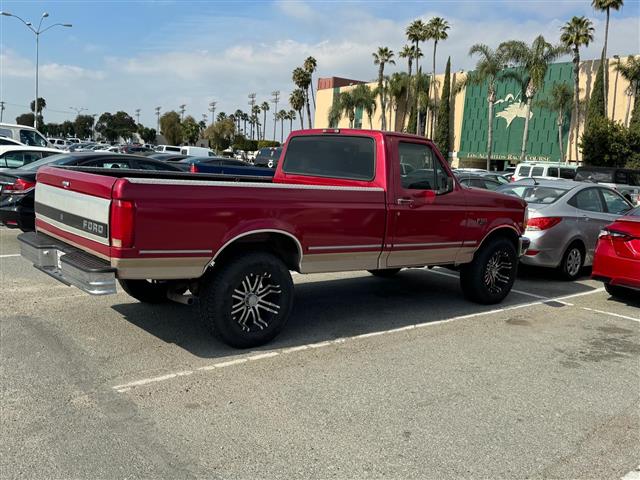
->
[112,257,210,279]
[300,251,380,274]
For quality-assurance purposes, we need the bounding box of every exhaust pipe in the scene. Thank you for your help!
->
[167,291,195,305]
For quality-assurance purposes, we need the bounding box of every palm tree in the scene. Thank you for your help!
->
[251,105,261,140]
[277,109,287,142]
[387,73,409,131]
[425,17,450,137]
[261,101,270,140]
[501,36,568,162]
[241,113,249,136]
[561,16,595,161]
[537,83,574,164]
[592,0,624,116]
[399,45,421,129]
[234,109,243,132]
[454,44,509,170]
[352,84,377,129]
[372,47,395,130]
[287,109,296,134]
[216,111,227,122]
[615,55,640,126]
[304,56,318,109]
[339,91,358,128]
[406,19,428,134]
[292,67,313,128]
[289,89,305,129]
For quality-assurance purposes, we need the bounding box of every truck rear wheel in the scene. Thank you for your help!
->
[200,252,294,348]
[460,237,517,304]
[368,268,401,278]
[119,279,169,304]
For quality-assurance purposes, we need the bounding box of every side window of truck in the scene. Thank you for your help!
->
[398,142,450,193]
[282,135,375,181]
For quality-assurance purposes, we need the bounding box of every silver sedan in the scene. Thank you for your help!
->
[496,179,634,280]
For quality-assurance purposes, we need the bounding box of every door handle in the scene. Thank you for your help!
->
[396,198,414,205]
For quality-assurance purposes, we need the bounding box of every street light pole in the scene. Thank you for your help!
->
[1,11,72,129]
[155,106,161,132]
[208,101,216,125]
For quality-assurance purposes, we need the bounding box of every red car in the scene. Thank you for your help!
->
[592,206,640,297]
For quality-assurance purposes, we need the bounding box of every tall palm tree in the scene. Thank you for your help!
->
[501,36,568,162]
[289,89,305,129]
[425,17,450,137]
[216,111,227,122]
[304,56,318,109]
[261,101,270,140]
[561,16,594,161]
[278,109,287,142]
[287,109,296,134]
[387,73,409,131]
[406,19,428,135]
[372,47,395,130]
[241,112,249,136]
[537,83,574,163]
[292,67,313,128]
[234,109,243,132]
[592,0,624,116]
[454,44,509,170]
[251,105,261,140]
[399,45,421,129]
[615,55,640,126]
[352,84,377,129]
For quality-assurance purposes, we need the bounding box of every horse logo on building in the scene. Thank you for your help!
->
[495,92,532,128]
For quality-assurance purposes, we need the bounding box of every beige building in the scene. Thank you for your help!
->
[314,56,636,168]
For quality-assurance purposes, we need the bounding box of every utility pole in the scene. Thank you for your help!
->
[271,90,280,142]
[155,106,161,132]
[135,108,141,125]
[179,104,186,122]
[208,101,216,125]
[91,113,97,140]
[69,106,87,117]
[248,93,256,140]
[0,101,5,122]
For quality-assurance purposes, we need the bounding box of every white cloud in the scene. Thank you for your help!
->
[276,0,315,20]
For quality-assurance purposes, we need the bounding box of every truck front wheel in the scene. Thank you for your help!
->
[119,279,169,303]
[459,237,517,304]
[200,252,294,348]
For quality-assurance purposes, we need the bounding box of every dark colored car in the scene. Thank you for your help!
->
[146,153,189,162]
[0,152,182,231]
[181,156,275,177]
[456,174,503,191]
[254,147,283,168]
[120,145,155,154]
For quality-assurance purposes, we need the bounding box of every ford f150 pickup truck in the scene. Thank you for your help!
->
[19,129,529,348]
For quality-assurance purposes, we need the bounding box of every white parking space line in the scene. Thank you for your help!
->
[0,254,20,258]
[582,307,640,323]
[622,465,640,480]
[112,287,606,393]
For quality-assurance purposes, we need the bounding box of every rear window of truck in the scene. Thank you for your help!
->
[282,135,375,181]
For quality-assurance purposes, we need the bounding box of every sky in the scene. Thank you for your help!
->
[1,0,639,137]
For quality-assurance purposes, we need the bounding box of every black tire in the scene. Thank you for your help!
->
[604,283,632,299]
[119,279,169,304]
[199,252,294,349]
[368,268,402,278]
[558,242,584,281]
[460,237,518,304]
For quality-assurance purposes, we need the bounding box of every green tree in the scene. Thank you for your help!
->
[29,97,46,126]
[138,125,157,144]
[330,91,357,128]
[216,112,227,122]
[292,66,312,128]
[614,55,640,128]
[406,19,428,135]
[591,0,624,116]
[399,44,422,129]
[537,82,574,163]
[181,115,200,145]
[426,17,450,138]
[372,46,395,130]
[159,111,183,145]
[289,89,305,129]
[587,57,606,128]
[287,109,296,134]
[354,84,378,129]
[561,15,595,161]
[304,56,318,110]
[16,113,39,127]
[74,114,94,139]
[387,73,409,131]
[455,44,509,170]
[435,57,451,156]
[580,116,636,167]
[501,35,568,162]
[60,120,75,138]
[277,109,287,142]
[205,118,236,152]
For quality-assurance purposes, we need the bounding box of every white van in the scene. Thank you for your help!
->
[0,123,51,148]
[513,162,577,181]
[155,145,182,153]
[180,146,215,157]
[48,138,72,149]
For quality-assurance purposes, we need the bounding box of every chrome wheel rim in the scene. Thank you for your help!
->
[566,248,582,277]
[483,250,513,295]
[231,272,281,332]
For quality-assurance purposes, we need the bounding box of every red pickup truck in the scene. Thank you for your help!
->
[19,129,529,348]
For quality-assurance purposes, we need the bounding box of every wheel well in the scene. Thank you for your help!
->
[478,227,519,253]
[211,232,301,272]
[565,239,586,256]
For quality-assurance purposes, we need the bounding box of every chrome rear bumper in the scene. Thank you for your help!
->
[18,231,116,295]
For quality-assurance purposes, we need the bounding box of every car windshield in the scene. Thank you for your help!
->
[19,129,48,147]
[17,153,73,171]
[498,185,571,204]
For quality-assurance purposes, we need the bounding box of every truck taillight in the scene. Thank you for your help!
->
[110,200,135,248]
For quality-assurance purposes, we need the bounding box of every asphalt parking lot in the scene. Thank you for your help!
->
[1,226,639,479]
